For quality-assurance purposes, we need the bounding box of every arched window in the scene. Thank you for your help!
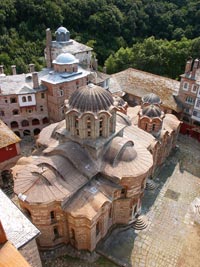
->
[23,129,31,136]
[87,117,91,137]
[10,121,18,128]
[22,96,26,102]
[12,109,19,115]
[28,95,32,101]
[32,118,40,125]
[42,117,49,124]
[99,117,103,136]
[34,128,40,135]
[21,120,29,127]
[0,110,5,116]
[96,221,100,236]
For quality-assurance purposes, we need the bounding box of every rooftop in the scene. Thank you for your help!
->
[0,120,20,149]
[0,189,40,249]
[51,39,92,54]
[109,68,180,111]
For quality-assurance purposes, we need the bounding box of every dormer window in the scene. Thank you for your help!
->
[28,95,32,101]
[22,96,26,102]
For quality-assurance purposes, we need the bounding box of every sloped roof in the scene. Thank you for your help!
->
[14,155,88,204]
[0,241,31,267]
[0,120,20,149]
[66,177,119,220]
[109,68,180,111]
[0,190,40,249]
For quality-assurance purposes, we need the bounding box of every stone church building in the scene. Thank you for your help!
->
[13,84,180,252]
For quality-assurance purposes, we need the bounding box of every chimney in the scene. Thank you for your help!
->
[46,28,52,68]
[191,59,199,79]
[0,65,4,75]
[103,66,107,73]
[29,63,35,73]
[11,65,16,75]
[32,72,39,89]
[184,59,192,75]
[46,28,52,47]
[0,220,7,244]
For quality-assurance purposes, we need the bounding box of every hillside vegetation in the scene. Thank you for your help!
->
[0,0,200,78]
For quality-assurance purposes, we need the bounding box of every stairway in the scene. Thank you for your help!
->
[146,179,158,190]
[132,215,149,230]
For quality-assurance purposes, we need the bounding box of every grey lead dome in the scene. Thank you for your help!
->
[69,83,114,113]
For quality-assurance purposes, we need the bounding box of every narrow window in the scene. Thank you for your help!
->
[152,124,155,131]
[50,211,55,220]
[96,221,100,236]
[53,227,59,239]
[41,93,45,99]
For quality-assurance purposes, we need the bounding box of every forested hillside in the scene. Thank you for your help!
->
[0,0,200,78]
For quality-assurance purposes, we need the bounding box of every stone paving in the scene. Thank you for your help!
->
[97,135,200,267]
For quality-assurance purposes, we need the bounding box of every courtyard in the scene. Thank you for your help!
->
[43,134,200,267]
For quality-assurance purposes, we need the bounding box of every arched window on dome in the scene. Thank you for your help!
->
[74,115,79,136]
[87,117,91,137]
[99,116,104,137]
[152,124,156,131]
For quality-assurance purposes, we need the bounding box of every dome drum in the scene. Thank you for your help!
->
[65,84,118,140]
[55,26,70,42]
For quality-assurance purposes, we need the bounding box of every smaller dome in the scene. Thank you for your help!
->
[53,53,79,65]
[69,83,114,113]
[142,105,161,118]
[55,26,69,34]
[142,93,161,105]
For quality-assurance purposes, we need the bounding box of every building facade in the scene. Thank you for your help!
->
[0,120,21,192]
[0,69,49,138]
[176,58,200,141]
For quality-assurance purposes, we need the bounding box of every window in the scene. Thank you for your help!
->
[10,97,17,103]
[96,221,100,236]
[32,119,40,125]
[12,109,19,115]
[4,99,7,103]
[192,84,198,93]
[60,90,64,97]
[40,105,43,111]
[28,109,32,113]
[53,227,59,239]
[0,110,5,116]
[28,95,32,101]
[183,82,188,91]
[185,96,195,104]
[22,96,26,102]
[11,121,18,128]
[41,93,45,99]
[21,120,29,127]
[50,211,55,222]
[195,99,200,108]
[152,124,156,131]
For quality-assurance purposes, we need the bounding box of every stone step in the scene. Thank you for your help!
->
[133,215,149,230]
[146,179,158,190]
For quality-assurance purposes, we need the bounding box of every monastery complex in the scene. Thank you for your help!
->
[0,26,199,264]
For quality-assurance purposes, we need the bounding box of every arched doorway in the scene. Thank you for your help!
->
[23,129,31,136]
[34,128,40,136]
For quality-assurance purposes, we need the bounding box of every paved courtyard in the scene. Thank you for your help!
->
[43,135,200,267]
[97,134,200,267]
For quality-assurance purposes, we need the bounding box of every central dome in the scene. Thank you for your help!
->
[55,26,69,34]
[142,93,161,105]
[142,105,161,118]
[69,84,114,112]
[53,53,78,65]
